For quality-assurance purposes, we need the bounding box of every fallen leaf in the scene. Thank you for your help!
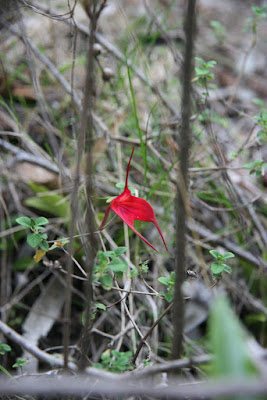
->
[34,248,46,262]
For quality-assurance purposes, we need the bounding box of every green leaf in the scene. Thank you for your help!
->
[27,233,42,248]
[211,262,224,274]
[95,303,106,311]
[195,57,205,64]
[39,240,49,251]
[16,216,32,229]
[130,269,138,277]
[100,274,113,289]
[114,246,128,256]
[35,217,49,226]
[108,257,128,273]
[0,342,11,355]
[97,251,109,266]
[208,296,256,379]
[25,184,70,220]
[165,293,174,302]
[209,250,221,260]
[222,252,235,259]
[158,277,169,286]
[102,251,115,258]
[220,263,232,274]
[12,358,28,368]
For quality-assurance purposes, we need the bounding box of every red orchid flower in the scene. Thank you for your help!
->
[98,147,168,252]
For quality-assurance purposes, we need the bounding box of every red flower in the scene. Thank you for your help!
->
[98,147,168,252]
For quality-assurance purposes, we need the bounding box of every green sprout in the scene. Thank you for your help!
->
[209,250,234,279]
[158,271,175,302]
[194,57,217,88]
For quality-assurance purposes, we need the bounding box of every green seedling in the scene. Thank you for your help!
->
[12,358,28,369]
[16,216,69,262]
[209,250,234,279]
[158,271,175,302]
[194,57,216,88]
[16,216,49,251]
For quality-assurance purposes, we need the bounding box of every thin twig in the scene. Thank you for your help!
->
[132,301,173,365]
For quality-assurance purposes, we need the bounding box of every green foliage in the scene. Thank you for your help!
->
[254,111,267,144]
[0,341,11,355]
[16,216,49,249]
[244,159,267,177]
[208,296,257,379]
[209,250,234,279]
[158,271,175,302]
[25,183,70,219]
[12,358,29,368]
[210,20,226,45]
[93,349,133,373]
[194,57,216,88]
[93,247,129,289]
[16,215,69,262]
[245,5,267,34]
[139,259,149,274]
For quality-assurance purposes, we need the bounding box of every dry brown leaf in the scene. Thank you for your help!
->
[34,248,46,262]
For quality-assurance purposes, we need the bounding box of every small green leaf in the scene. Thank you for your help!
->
[39,240,49,251]
[211,262,224,275]
[209,250,221,260]
[165,293,174,302]
[108,257,128,273]
[100,274,113,289]
[16,216,32,229]
[95,303,106,311]
[0,342,11,355]
[223,252,235,259]
[158,277,169,286]
[195,57,205,64]
[221,264,232,274]
[27,233,42,248]
[35,217,49,226]
[130,269,138,277]
[12,358,28,368]
[114,247,128,256]
[103,251,115,258]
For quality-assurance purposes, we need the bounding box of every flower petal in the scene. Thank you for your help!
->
[112,196,168,252]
